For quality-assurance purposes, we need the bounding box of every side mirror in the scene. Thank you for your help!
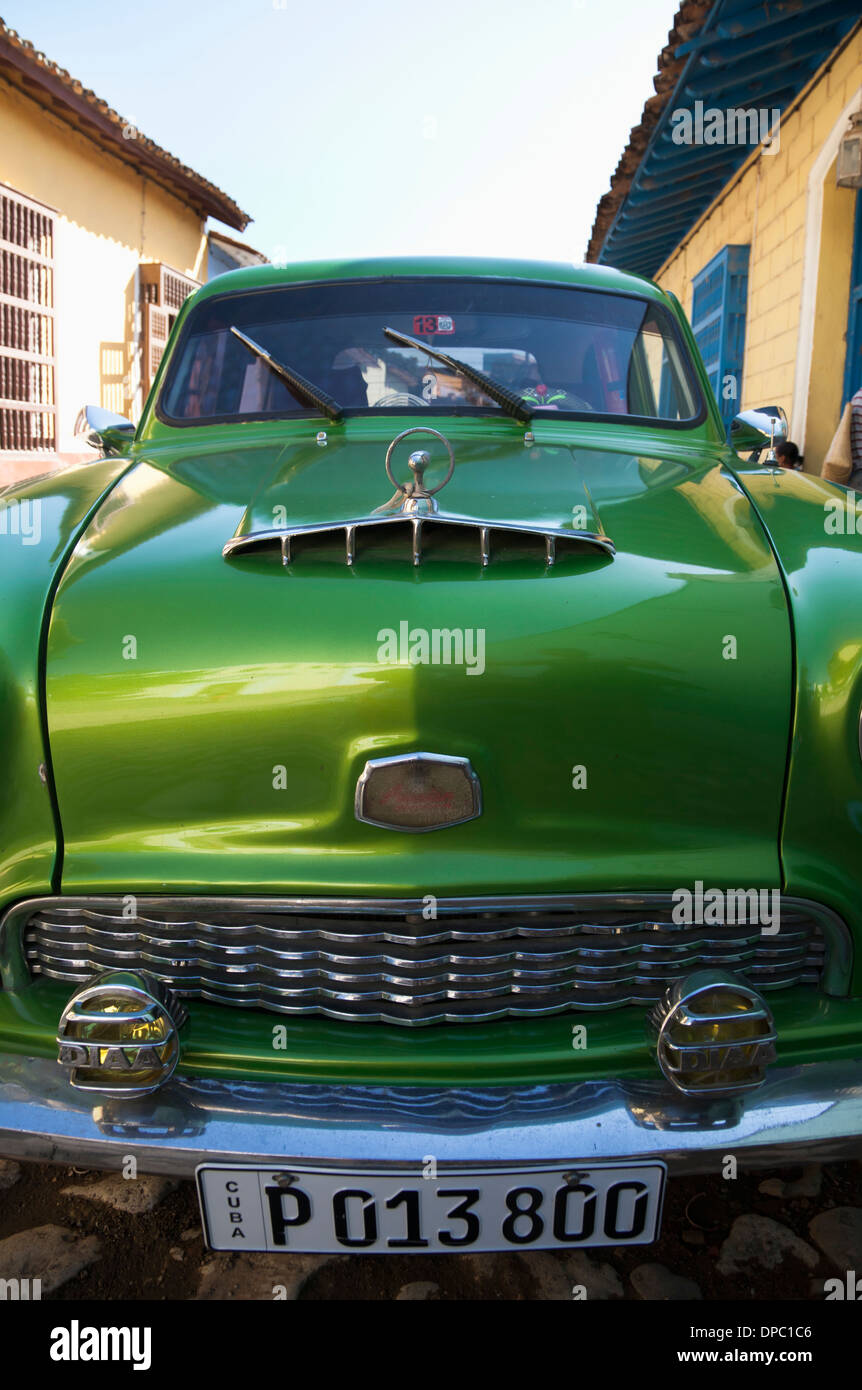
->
[75,405,136,457]
[730,405,788,461]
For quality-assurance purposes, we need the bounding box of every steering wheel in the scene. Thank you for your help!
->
[374,392,429,408]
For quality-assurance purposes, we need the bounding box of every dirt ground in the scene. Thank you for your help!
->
[1,1157,859,1300]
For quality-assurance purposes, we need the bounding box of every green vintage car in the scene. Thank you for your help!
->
[1,257,861,1254]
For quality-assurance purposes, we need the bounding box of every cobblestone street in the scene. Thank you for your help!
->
[3,1158,862,1301]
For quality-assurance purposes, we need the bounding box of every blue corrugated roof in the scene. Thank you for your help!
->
[593,0,860,276]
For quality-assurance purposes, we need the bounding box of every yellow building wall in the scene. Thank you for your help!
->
[656,26,862,472]
[0,76,207,459]
[806,160,858,470]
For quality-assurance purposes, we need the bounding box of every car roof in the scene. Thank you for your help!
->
[190,256,668,307]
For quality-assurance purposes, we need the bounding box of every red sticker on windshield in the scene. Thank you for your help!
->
[412,314,455,335]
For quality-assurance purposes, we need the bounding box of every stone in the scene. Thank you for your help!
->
[809,1207,862,1271]
[0,1224,100,1294]
[169,1246,184,1262]
[564,1250,624,1299]
[517,1252,576,1300]
[759,1165,822,1200]
[395,1281,439,1300]
[630,1262,702,1300]
[61,1173,178,1215]
[196,1252,342,1300]
[758,1178,785,1198]
[181,1227,202,1242]
[789,1165,823,1198]
[0,1159,21,1190]
[717,1215,819,1275]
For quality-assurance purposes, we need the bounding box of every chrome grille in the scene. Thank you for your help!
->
[223,514,615,570]
[22,896,830,1026]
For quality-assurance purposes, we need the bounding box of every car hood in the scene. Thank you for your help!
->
[229,427,608,537]
[45,421,792,896]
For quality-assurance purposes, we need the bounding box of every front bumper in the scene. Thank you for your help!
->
[3,1052,862,1178]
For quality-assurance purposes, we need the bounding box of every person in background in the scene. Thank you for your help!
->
[851,384,862,488]
[774,440,801,470]
[822,387,861,486]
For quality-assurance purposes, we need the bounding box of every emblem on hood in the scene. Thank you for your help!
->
[222,427,615,569]
[355,752,482,832]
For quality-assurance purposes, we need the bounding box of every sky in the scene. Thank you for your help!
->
[4,0,675,264]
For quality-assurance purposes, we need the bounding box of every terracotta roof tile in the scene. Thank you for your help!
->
[0,17,250,230]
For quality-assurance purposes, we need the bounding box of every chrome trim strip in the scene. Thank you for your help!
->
[2,1053,862,1178]
[223,513,616,565]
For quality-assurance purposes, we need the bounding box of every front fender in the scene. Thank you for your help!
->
[735,466,862,993]
[0,457,133,908]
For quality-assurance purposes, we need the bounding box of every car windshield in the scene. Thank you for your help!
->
[159,278,703,425]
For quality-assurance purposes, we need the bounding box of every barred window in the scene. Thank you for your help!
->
[139,262,200,398]
[0,185,56,453]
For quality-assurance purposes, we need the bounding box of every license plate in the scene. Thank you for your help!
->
[197,1161,665,1253]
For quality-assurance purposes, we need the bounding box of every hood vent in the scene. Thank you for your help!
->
[224,513,615,570]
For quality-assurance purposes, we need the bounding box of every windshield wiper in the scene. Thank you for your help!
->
[230,326,343,422]
[382,326,533,424]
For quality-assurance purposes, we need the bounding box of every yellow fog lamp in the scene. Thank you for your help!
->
[648,969,776,1096]
[56,970,187,1096]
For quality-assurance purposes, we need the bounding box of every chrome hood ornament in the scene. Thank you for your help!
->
[223,425,615,569]
[377,427,455,516]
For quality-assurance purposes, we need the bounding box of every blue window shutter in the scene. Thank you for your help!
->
[842,191,862,405]
[691,245,750,434]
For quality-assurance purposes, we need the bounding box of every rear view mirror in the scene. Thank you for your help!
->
[730,406,788,461]
[75,405,136,457]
